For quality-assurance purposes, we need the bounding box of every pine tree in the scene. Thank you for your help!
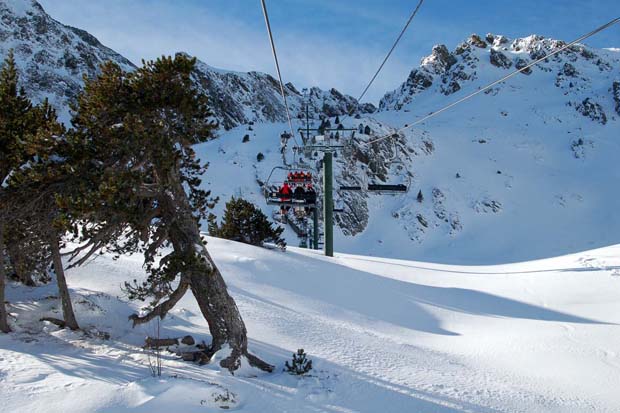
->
[209,197,285,249]
[0,50,35,333]
[0,54,73,331]
[417,190,424,203]
[4,98,80,330]
[285,349,313,375]
[67,55,272,372]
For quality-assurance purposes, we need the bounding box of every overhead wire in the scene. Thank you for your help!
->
[260,0,299,150]
[341,0,425,123]
[368,16,620,145]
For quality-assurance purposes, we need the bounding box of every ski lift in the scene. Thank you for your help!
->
[263,166,318,209]
[333,197,345,213]
[366,137,411,194]
[367,159,410,194]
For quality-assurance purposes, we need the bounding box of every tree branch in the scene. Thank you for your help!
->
[129,275,190,327]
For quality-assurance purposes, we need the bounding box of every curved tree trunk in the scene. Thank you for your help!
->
[49,231,79,330]
[166,190,272,373]
[0,224,11,333]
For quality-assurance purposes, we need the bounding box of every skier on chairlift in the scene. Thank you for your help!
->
[279,181,292,200]
[279,182,292,216]
[293,182,306,202]
[306,183,316,203]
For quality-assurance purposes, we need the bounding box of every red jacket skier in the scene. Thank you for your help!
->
[279,182,292,201]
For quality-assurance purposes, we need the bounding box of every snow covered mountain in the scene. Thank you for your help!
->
[2,0,619,263]
[360,33,620,263]
[0,0,135,122]
[198,33,620,263]
[0,0,374,128]
[3,4,620,411]
[379,33,619,118]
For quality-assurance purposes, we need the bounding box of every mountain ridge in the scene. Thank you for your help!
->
[0,0,375,128]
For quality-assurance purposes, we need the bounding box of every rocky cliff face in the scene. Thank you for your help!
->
[190,56,375,130]
[0,0,135,122]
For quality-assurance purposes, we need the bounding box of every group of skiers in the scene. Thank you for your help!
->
[278,171,317,216]
[287,171,312,183]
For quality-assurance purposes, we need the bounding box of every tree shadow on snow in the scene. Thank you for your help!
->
[219,249,610,337]
[339,255,620,276]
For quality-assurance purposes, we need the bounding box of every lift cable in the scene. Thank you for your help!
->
[368,16,620,146]
[260,0,299,149]
[341,0,425,123]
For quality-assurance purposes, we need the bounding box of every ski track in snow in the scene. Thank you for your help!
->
[1,238,620,412]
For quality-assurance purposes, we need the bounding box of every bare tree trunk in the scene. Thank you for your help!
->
[0,224,11,333]
[49,232,79,330]
[166,181,272,372]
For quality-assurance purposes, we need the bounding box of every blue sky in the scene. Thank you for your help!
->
[39,0,619,103]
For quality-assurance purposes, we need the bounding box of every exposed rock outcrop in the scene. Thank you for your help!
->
[574,98,607,124]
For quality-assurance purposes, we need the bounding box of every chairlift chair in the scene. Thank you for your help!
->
[264,166,317,208]
[366,138,411,194]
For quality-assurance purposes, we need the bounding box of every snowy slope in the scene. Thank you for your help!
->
[198,34,620,264]
[1,238,619,412]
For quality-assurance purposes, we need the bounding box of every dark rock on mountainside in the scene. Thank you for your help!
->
[574,98,607,124]
[515,58,532,75]
[613,81,620,116]
[490,49,512,69]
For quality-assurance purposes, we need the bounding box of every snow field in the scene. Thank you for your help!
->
[1,237,619,412]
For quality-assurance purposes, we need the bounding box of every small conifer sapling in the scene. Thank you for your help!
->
[285,349,313,375]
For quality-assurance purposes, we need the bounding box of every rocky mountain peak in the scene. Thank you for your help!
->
[420,44,457,75]
[379,32,619,113]
[0,0,135,122]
